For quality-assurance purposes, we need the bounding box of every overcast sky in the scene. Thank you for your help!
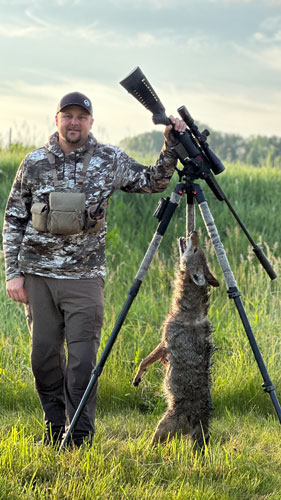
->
[1,0,281,147]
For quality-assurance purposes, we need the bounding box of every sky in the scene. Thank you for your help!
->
[0,0,281,147]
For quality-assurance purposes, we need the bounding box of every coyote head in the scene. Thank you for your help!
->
[179,231,219,287]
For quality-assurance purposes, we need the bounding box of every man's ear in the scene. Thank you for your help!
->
[55,114,58,127]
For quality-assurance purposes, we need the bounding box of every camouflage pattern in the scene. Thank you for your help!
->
[3,132,178,281]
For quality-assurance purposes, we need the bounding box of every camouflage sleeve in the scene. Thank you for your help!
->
[2,159,32,281]
[113,142,178,193]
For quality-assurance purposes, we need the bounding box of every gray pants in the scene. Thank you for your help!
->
[24,273,104,442]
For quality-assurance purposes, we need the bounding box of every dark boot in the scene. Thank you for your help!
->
[40,424,65,448]
[62,430,94,449]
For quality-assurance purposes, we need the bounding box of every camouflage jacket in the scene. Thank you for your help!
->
[3,132,178,280]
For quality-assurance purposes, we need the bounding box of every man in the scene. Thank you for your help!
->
[3,91,186,447]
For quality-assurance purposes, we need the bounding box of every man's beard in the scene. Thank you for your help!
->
[65,129,82,144]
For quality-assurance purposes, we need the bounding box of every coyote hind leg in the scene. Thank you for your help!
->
[153,412,210,448]
[133,342,168,387]
[151,410,180,444]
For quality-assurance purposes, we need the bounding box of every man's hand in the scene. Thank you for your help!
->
[6,277,28,304]
[164,115,187,146]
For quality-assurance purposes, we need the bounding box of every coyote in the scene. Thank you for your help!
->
[133,231,219,447]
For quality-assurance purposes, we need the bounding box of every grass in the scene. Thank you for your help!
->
[0,148,280,499]
[0,411,280,499]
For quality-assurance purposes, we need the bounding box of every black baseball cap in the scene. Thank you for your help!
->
[56,92,93,116]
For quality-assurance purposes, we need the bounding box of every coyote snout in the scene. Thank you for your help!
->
[133,231,219,447]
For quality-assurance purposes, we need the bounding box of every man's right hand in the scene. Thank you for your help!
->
[164,115,187,146]
[6,277,28,304]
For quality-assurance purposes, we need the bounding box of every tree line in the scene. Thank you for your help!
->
[119,128,281,168]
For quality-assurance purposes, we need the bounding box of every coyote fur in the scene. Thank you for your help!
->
[133,231,219,447]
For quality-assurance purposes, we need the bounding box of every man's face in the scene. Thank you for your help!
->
[56,105,94,149]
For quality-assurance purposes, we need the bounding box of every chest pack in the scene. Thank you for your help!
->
[31,148,105,236]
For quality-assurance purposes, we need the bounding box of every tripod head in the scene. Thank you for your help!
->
[120,67,226,200]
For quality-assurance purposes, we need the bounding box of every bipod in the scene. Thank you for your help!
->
[59,181,185,450]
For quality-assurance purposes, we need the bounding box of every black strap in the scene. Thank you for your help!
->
[45,150,58,188]
[78,147,94,186]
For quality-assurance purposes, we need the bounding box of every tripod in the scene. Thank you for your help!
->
[60,166,281,450]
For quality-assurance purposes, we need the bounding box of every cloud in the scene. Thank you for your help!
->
[105,0,255,5]
[0,0,77,4]
[0,7,155,46]
[253,31,281,42]
[0,9,50,38]
[0,6,216,56]
[0,11,108,42]
[207,0,281,3]
[234,12,281,72]
[235,43,281,72]
[0,0,35,4]
[256,47,281,71]
[97,0,187,8]
[260,16,281,31]
[206,0,252,3]
[72,26,160,47]
[0,8,206,52]
[264,0,281,5]
[0,24,41,37]
[253,16,281,43]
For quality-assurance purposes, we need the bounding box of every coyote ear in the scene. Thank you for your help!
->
[178,237,187,261]
[204,264,220,287]
[179,237,188,271]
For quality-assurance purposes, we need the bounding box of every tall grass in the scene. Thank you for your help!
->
[0,149,280,499]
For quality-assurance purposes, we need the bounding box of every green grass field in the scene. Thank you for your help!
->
[0,149,280,499]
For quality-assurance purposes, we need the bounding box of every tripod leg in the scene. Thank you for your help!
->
[194,184,281,424]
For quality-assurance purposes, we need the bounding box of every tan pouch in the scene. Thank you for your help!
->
[31,202,48,232]
[47,192,86,235]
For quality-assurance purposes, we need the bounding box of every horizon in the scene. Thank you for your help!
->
[1,0,281,147]
[4,117,281,151]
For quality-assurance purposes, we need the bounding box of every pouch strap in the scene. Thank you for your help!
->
[45,146,94,190]
[45,150,59,188]
[78,146,94,186]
